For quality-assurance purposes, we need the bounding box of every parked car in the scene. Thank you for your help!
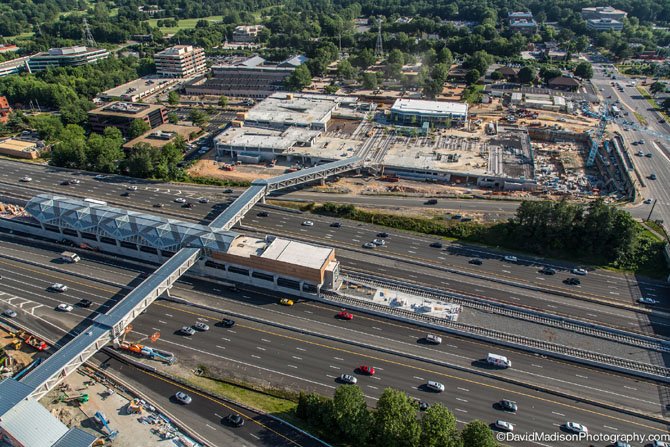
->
[649,173,657,180]
[179,326,196,336]
[339,374,358,384]
[174,391,192,405]
[644,198,653,204]
[57,303,73,312]
[646,152,653,158]
[194,322,210,331]
[415,400,429,411]
[224,413,244,427]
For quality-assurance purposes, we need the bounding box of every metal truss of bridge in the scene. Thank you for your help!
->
[0,157,362,447]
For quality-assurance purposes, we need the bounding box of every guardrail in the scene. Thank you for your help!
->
[343,271,670,354]
[329,277,670,382]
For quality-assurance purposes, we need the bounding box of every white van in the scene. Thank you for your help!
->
[487,353,512,368]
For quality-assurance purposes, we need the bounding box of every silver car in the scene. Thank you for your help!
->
[179,326,196,336]
[194,322,210,331]
[175,391,192,404]
[426,380,445,392]
[339,374,358,384]
[3,309,17,318]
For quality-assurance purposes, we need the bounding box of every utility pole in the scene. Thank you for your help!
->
[374,17,384,59]
[82,18,97,47]
[646,198,658,221]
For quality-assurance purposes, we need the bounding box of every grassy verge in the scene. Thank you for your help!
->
[636,86,670,122]
[182,174,250,188]
[633,111,648,127]
[146,15,223,34]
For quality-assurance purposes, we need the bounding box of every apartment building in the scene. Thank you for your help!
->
[27,46,110,72]
[154,45,206,78]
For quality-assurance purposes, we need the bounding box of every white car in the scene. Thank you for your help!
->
[638,297,659,305]
[302,221,314,226]
[127,185,138,191]
[362,242,375,249]
[50,283,68,292]
[644,198,653,204]
[198,198,209,204]
[57,303,73,312]
[652,441,668,447]
[174,197,187,203]
[93,175,107,180]
[339,374,357,384]
[426,381,445,392]
[571,268,588,276]
[494,420,514,432]
[372,239,386,246]
[503,255,517,263]
[19,176,32,182]
[194,322,210,331]
[565,422,588,434]
[3,309,17,318]
[174,391,192,405]
[69,179,81,184]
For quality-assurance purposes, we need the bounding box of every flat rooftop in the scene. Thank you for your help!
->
[216,127,321,151]
[245,93,356,127]
[0,138,37,151]
[261,238,332,270]
[123,123,201,149]
[391,98,468,116]
[89,101,164,118]
[100,77,178,100]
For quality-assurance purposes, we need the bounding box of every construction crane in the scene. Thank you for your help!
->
[94,411,118,440]
[586,100,610,167]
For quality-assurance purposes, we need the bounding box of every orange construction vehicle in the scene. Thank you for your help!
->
[24,335,47,351]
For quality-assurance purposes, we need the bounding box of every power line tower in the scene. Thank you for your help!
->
[82,18,97,47]
[374,17,384,59]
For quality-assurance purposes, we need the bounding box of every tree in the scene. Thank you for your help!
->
[286,64,312,91]
[331,386,372,443]
[361,71,378,90]
[86,127,124,173]
[168,90,180,105]
[352,48,376,69]
[129,119,150,139]
[28,114,63,141]
[490,70,504,81]
[540,67,563,84]
[125,143,155,178]
[218,96,229,108]
[50,124,87,169]
[420,404,461,447]
[189,109,209,127]
[167,112,179,124]
[460,420,497,447]
[465,69,481,85]
[574,62,593,80]
[650,82,667,94]
[387,49,405,66]
[374,388,421,447]
[518,66,536,84]
[464,51,492,76]
[337,59,356,80]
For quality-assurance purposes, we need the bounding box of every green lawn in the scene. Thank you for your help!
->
[636,85,670,122]
[146,15,223,34]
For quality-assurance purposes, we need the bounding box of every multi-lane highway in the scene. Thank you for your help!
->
[0,231,668,446]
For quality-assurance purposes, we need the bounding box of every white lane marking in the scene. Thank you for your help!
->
[329,365,340,369]
[457,387,469,392]
[326,374,337,379]
[292,356,302,360]
[288,364,298,368]
[205,424,217,431]
[221,337,231,342]
[164,313,173,317]
[215,345,226,350]
[367,385,378,390]
[552,411,565,417]
[250,433,260,440]
[456,398,468,402]
[455,408,467,413]
[261,338,271,343]
[304,310,312,314]
[502,270,511,273]
[256,346,266,351]
[575,374,588,379]
[408,250,416,254]
[413,376,425,381]
[531,364,543,368]
[296,347,306,351]
[603,425,618,431]
[371,326,382,331]
[609,291,620,295]
[334,357,344,361]
[251,354,261,359]
[623,386,637,390]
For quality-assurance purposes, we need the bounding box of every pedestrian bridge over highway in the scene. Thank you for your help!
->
[0,157,360,447]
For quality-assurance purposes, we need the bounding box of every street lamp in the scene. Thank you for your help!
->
[646,198,658,221]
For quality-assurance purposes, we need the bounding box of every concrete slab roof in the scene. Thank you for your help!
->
[261,238,332,270]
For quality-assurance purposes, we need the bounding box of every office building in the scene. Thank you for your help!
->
[27,46,109,72]
[581,6,627,21]
[184,55,307,98]
[154,45,206,78]
[88,102,167,136]
[586,18,624,31]
[390,99,468,126]
[232,25,265,43]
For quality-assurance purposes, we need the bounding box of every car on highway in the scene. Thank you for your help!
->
[429,242,443,248]
[646,152,653,158]
[127,185,138,191]
[339,374,358,384]
[469,258,483,265]
[564,277,581,286]
[377,232,389,238]
[194,322,210,331]
[571,268,588,276]
[336,311,354,320]
[425,334,442,345]
[636,150,644,156]
[224,413,244,427]
[494,420,514,432]
[357,365,375,375]
[302,220,314,226]
[414,400,429,411]
[174,391,192,405]
[179,326,196,336]
[426,381,445,392]
[198,197,209,203]
[19,176,32,182]
[57,303,73,312]
[425,199,438,205]
[257,211,269,217]
[279,298,294,306]
[362,242,375,249]
[223,188,234,194]
[121,192,130,197]
[3,309,17,318]
[50,283,68,292]
[638,297,659,305]
[93,175,107,180]
[503,255,517,263]
[372,239,386,246]
[182,203,194,209]
[649,173,657,180]
[539,266,556,275]
[565,422,588,434]
[498,399,518,412]
[153,203,165,208]
[220,318,235,328]
[69,179,81,185]
[174,197,187,203]
[330,222,341,228]
[78,299,92,308]
[644,198,653,204]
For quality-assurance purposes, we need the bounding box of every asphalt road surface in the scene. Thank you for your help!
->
[0,234,667,447]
